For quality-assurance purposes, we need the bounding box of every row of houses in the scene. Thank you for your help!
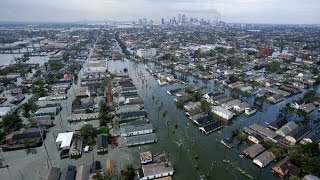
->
[110,76,158,147]
[45,158,116,180]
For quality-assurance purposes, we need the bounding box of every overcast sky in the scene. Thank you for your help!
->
[1,0,319,24]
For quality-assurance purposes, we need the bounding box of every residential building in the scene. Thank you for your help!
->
[126,133,157,146]
[285,126,312,145]
[211,106,234,120]
[272,157,300,178]
[121,123,154,137]
[56,132,74,149]
[249,123,277,139]
[248,133,264,144]
[253,151,276,168]
[96,134,108,153]
[60,165,76,180]
[276,121,298,137]
[243,144,265,158]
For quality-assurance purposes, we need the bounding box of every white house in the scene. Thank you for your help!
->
[136,48,157,58]
[139,162,174,180]
[211,106,234,120]
[56,132,74,149]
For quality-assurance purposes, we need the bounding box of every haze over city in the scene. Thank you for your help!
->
[1,0,320,24]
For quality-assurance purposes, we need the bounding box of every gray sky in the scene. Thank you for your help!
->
[1,0,320,24]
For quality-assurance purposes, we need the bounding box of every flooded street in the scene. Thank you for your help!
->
[1,59,319,180]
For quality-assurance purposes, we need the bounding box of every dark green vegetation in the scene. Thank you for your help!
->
[265,61,281,73]
[1,112,23,133]
[262,141,320,176]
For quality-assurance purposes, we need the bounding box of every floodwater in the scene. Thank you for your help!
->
[1,59,319,180]
[0,48,49,66]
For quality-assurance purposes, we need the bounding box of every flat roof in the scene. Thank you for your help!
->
[142,162,174,178]
[126,133,157,146]
[56,132,74,149]
[0,106,11,117]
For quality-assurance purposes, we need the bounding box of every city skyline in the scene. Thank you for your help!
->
[0,0,320,24]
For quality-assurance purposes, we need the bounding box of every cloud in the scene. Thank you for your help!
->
[0,0,319,24]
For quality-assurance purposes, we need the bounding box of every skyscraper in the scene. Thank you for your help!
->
[182,14,186,24]
[178,14,182,24]
[161,18,165,25]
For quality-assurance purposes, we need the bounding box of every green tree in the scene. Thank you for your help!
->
[120,165,135,180]
[79,124,97,145]
[2,112,23,132]
[265,61,281,73]
[200,100,211,112]
[303,90,316,103]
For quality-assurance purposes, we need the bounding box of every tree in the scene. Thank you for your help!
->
[200,100,211,112]
[123,68,128,74]
[72,98,82,106]
[22,99,38,118]
[2,112,23,132]
[120,165,135,180]
[303,90,316,103]
[265,61,281,73]
[79,124,97,145]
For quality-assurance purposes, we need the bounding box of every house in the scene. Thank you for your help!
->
[75,165,90,180]
[276,121,298,137]
[138,160,174,180]
[301,131,320,144]
[60,165,76,180]
[248,133,264,144]
[167,88,182,96]
[140,151,153,164]
[300,103,316,113]
[126,133,157,146]
[285,126,312,145]
[253,151,275,168]
[272,157,300,178]
[211,106,234,120]
[121,123,154,137]
[242,144,265,158]
[96,134,108,153]
[189,112,210,126]
[45,167,61,180]
[56,132,74,149]
[245,107,257,115]
[228,81,243,89]
[33,115,53,126]
[69,138,83,157]
[10,93,25,104]
[35,107,59,117]
[0,106,12,117]
[233,102,250,112]
[268,118,288,131]
[249,123,277,139]
[119,111,146,121]
[199,121,224,134]
[67,113,99,122]
[183,101,201,112]
[76,87,90,98]
[6,128,44,145]
[221,99,241,110]
[267,94,284,104]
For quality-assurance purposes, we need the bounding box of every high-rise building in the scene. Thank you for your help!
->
[178,14,182,24]
[182,14,186,24]
[161,18,165,25]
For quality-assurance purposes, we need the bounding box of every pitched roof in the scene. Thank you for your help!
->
[242,144,265,158]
